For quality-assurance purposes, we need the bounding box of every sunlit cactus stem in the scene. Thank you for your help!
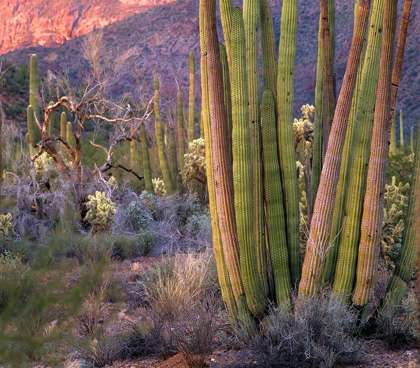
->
[27,105,38,149]
[177,92,186,174]
[188,51,195,144]
[411,126,414,154]
[389,113,397,156]
[141,124,154,194]
[261,90,291,305]
[29,54,41,146]
[399,109,404,150]
[66,121,74,149]
[154,75,175,195]
[277,0,300,286]
[169,127,180,192]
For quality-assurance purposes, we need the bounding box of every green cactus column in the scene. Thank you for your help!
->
[244,0,268,300]
[219,44,232,152]
[66,121,74,149]
[352,0,397,306]
[154,76,174,195]
[411,126,414,154]
[399,109,404,150]
[332,0,384,301]
[261,90,291,305]
[27,105,38,149]
[0,109,2,202]
[260,0,277,97]
[188,52,196,144]
[141,124,154,194]
[231,8,266,317]
[277,0,300,286]
[389,113,397,156]
[204,0,245,307]
[169,127,179,192]
[60,111,67,155]
[299,0,370,296]
[28,54,41,147]
[177,92,186,174]
[219,0,234,68]
[382,122,420,308]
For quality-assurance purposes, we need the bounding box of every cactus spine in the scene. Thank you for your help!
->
[154,76,174,195]
[399,109,404,150]
[244,0,268,300]
[141,124,154,194]
[299,0,370,296]
[352,0,397,306]
[332,0,384,301]
[261,90,291,304]
[188,52,195,144]
[277,0,300,286]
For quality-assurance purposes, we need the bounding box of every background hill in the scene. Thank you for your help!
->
[1,0,419,131]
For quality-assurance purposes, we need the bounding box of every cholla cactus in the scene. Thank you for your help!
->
[0,213,15,238]
[381,177,409,268]
[85,191,116,234]
[152,178,167,197]
[34,152,56,175]
[293,104,315,158]
[181,138,206,185]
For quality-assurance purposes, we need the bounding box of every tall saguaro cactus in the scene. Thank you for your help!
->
[28,54,41,148]
[352,0,397,306]
[154,76,175,195]
[277,0,300,286]
[188,52,196,144]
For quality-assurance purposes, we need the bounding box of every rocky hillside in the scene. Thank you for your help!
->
[1,0,419,130]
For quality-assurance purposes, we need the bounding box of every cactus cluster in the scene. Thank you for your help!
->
[181,138,206,186]
[0,213,15,239]
[85,191,116,234]
[152,178,167,197]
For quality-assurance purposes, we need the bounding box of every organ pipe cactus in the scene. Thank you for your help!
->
[231,8,266,316]
[389,114,397,156]
[261,90,291,305]
[28,54,41,147]
[332,0,384,301]
[141,124,154,194]
[188,52,195,144]
[399,109,404,150]
[154,76,174,195]
[299,0,370,296]
[219,45,232,152]
[169,127,180,191]
[177,92,186,173]
[244,0,268,300]
[277,0,300,286]
[352,0,397,306]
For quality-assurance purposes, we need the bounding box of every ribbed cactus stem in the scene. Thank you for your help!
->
[29,54,41,147]
[324,20,367,283]
[60,112,67,155]
[261,90,291,305]
[219,0,234,69]
[352,0,397,306]
[169,127,179,191]
[389,113,397,156]
[299,0,370,296]
[154,75,175,195]
[219,44,232,152]
[188,52,196,143]
[399,109,404,150]
[27,105,37,149]
[177,92,186,173]
[204,0,245,305]
[277,0,300,286]
[66,121,74,149]
[332,0,384,301]
[200,111,204,139]
[260,0,277,97]
[244,0,268,300]
[201,49,237,320]
[411,126,414,154]
[231,8,265,316]
[141,124,154,194]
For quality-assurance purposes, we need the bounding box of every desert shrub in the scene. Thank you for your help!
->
[72,236,113,266]
[247,295,359,368]
[78,329,119,367]
[186,211,212,239]
[124,201,153,231]
[377,292,416,349]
